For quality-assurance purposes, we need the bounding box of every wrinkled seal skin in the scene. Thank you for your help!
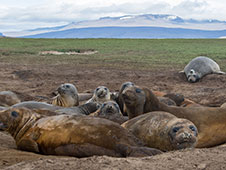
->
[86,86,111,104]
[12,101,99,115]
[0,91,21,107]
[0,108,162,157]
[122,85,226,148]
[181,56,225,83]
[52,83,79,107]
[90,101,128,124]
[122,111,198,151]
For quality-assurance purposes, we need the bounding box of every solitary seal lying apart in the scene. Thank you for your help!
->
[90,101,128,124]
[180,56,225,83]
[86,86,111,104]
[52,83,79,107]
[0,108,162,157]
[122,85,226,148]
[122,111,198,151]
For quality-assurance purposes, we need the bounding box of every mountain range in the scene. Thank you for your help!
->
[3,14,226,39]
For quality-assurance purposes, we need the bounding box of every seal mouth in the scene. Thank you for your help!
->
[0,121,8,130]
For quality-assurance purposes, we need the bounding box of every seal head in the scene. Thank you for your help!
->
[187,69,200,83]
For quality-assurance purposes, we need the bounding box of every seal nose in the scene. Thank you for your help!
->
[182,132,192,140]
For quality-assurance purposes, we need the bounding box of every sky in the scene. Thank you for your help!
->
[0,0,226,32]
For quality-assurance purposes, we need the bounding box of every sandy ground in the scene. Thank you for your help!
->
[1,62,226,169]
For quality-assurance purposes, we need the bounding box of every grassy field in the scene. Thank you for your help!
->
[1,38,226,70]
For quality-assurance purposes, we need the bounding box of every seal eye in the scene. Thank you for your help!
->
[65,85,70,88]
[172,127,180,133]
[104,87,108,91]
[189,125,196,132]
[11,111,19,118]
[102,103,107,108]
[96,88,100,91]
[135,88,142,93]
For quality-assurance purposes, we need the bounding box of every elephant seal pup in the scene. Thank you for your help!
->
[86,86,111,104]
[12,101,99,115]
[90,101,128,124]
[52,83,79,107]
[180,56,225,83]
[0,91,21,107]
[0,108,162,157]
[122,111,198,151]
[122,85,226,148]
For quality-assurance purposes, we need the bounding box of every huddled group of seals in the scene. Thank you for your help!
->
[0,55,225,158]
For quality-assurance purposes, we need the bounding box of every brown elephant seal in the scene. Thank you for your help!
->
[0,91,21,107]
[122,85,226,148]
[12,101,99,115]
[90,101,128,124]
[158,97,176,106]
[122,111,198,151]
[0,108,162,157]
[52,83,79,107]
[115,82,135,116]
[180,56,225,83]
[86,86,111,104]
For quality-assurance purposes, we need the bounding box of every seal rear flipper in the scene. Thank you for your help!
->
[17,138,40,153]
[54,143,121,158]
[214,71,226,75]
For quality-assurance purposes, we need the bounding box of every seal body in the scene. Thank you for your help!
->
[122,111,198,151]
[86,86,111,104]
[52,83,79,107]
[122,85,226,148]
[90,101,128,124]
[182,56,225,83]
[0,108,162,157]
[0,91,21,107]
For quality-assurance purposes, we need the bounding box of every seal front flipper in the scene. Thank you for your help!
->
[116,144,162,157]
[17,138,40,153]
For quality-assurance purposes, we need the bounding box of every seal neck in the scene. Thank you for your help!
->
[9,113,40,142]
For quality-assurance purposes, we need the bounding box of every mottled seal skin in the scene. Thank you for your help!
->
[122,111,198,151]
[0,91,21,107]
[0,108,162,157]
[52,83,79,107]
[86,86,111,104]
[12,101,99,115]
[122,85,226,148]
[180,56,225,83]
[90,101,128,124]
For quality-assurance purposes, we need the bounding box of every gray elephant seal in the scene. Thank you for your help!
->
[0,91,21,107]
[121,85,226,148]
[180,56,225,83]
[86,86,111,104]
[122,111,198,151]
[90,101,128,124]
[12,101,99,115]
[0,108,162,157]
[52,83,79,107]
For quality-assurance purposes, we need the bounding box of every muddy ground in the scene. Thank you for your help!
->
[1,62,226,169]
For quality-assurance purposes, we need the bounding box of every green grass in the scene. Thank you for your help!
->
[0,38,226,70]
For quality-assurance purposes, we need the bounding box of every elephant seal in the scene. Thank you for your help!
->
[122,111,198,151]
[121,85,226,148]
[12,101,99,115]
[52,83,79,107]
[0,108,162,157]
[90,101,128,124]
[115,82,135,116]
[180,56,225,83]
[86,86,111,104]
[0,91,21,107]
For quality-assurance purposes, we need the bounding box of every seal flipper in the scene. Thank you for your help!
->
[54,143,121,157]
[116,144,162,157]
[179,70,185,74]
[17,138,40,153]
[214,71,226,75]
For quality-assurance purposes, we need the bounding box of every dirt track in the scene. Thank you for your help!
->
[1,62,226,169]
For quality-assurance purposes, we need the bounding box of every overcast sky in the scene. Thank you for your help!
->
[0,0,226,32]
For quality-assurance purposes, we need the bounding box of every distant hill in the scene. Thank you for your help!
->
[22,26,226,39]
[4,14,226,38]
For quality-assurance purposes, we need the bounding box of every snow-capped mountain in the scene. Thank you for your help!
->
[3,14,226,38]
